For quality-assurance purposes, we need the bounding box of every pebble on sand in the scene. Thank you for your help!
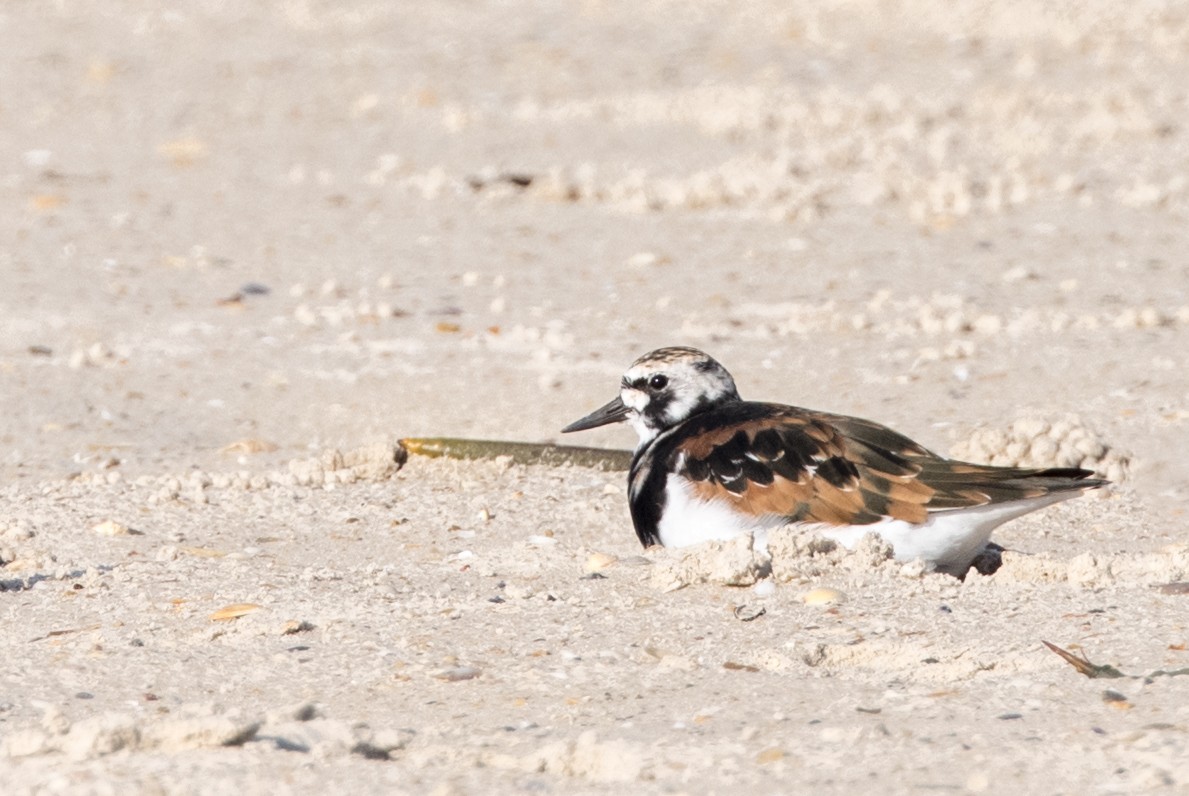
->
[801,588,847,606]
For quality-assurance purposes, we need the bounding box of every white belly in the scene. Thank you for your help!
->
[655,475,786,548]
[820,493,1074,576]
[656,475,1078,576]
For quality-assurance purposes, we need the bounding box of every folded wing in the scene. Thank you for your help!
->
[673,406,1105,527]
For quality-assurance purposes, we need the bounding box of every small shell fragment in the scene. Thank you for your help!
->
[433,666,482,682]
[157,136,208,165]
[92,519,131,536]
[753,579,776,597]
[584,552,618,573]
[181,547,226,558]
[209,603,262,622]
[801,588,847,606]
[280,620,315,635]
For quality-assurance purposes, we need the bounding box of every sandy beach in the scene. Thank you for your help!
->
[2,2,1188,793]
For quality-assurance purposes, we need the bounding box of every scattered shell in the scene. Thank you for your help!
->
[801,587,847,606]
[584,552,618,573]
[752,579,777,597]
[181,547,226,558]
[626,251,662,267]
[157,136,208,165]
[433,666,482,682]
[280,620,315,635]
[209,604,262,622]
[92,520,131,537]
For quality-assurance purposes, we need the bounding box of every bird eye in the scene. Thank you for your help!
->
[648,374,668,390]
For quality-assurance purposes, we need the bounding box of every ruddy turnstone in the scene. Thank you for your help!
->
[562,346,1107,576]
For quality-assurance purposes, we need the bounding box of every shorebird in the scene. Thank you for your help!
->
[562,346,1106,576]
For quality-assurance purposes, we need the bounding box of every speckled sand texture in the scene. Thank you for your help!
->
[2,2,1189,794]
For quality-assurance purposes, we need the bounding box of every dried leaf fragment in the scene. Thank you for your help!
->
[221,438,279,455]
[30,194,68,211]
[28,623,103,643]
[723,661,760,672]
[400,437,632,471]
[1042,641,1125,679]
[210,603,262,622]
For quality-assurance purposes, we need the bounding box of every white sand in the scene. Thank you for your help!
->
[2,1,1188,792]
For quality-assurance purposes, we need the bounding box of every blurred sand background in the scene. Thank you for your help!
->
[2,1,1188,793]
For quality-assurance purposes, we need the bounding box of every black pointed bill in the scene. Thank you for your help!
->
[561,396,629,433]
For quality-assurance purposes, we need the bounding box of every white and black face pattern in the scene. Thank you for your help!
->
[619,347,740,446]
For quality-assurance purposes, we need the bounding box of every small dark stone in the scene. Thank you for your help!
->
[501,173,534,188]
